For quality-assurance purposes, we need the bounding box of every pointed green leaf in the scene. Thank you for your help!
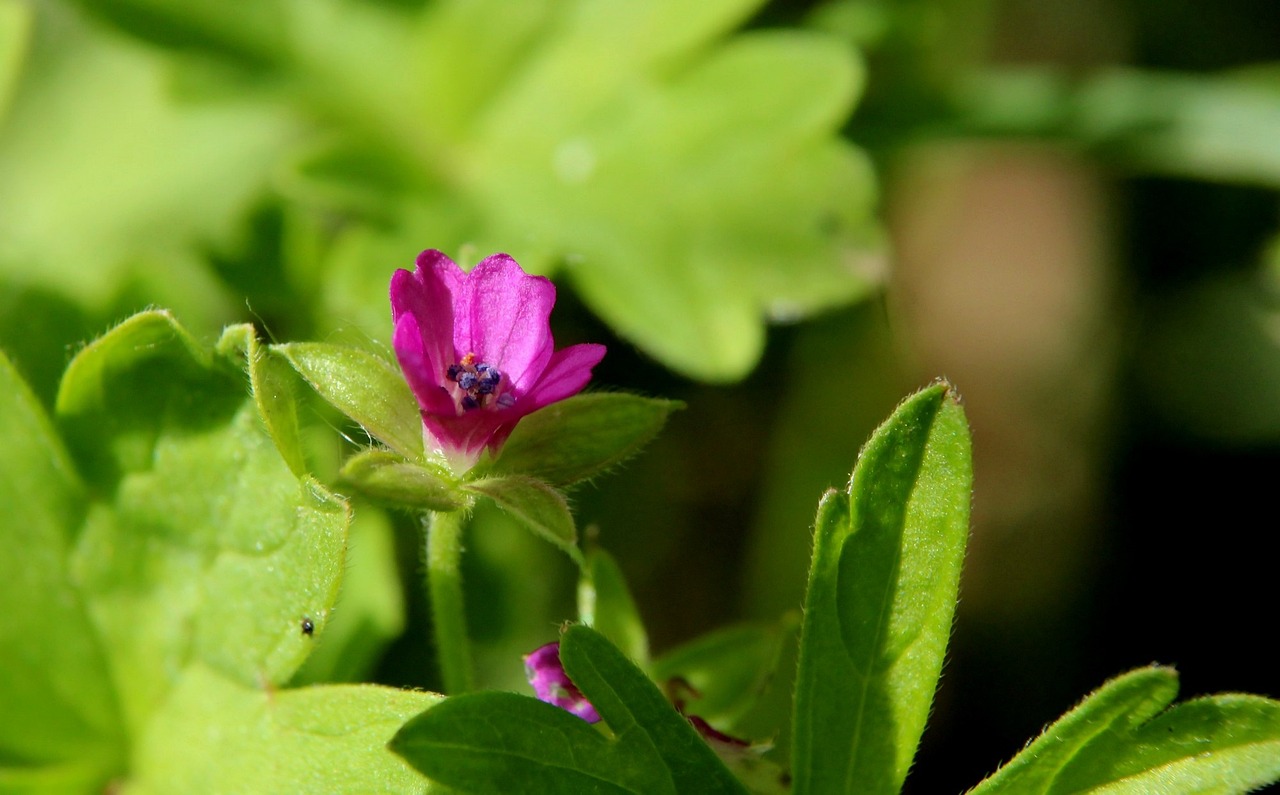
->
[392,690,659,794]
[275,341,424,461]
[792,382,972,795]
[0,352,123,782]
[578,547,649,664]
[341,448,464,512]
[464,475,580,563]
[560,625,747,795]
[392,626,748,793]
[490,393,683,487]
[970,666,1280,795]
[970,667,1179,794]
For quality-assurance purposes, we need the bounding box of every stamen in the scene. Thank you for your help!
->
[447,353,507,411]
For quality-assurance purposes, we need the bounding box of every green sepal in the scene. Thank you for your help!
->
[274,341,424,462]
[791,381,972,795]
[578,547,650,665]
[463,475,581,565]
[487,393,683,487]
[969,666,1280,795]
[340,448,464,512]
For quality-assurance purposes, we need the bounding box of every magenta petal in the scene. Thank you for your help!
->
[524,642,600,723]
[393,314,454,416]
[422,409,513,464]
[520,343,607,413]
[392,251,463,383]
[455,254,556,391]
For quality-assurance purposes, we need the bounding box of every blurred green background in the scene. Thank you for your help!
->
[3,0,1279,791]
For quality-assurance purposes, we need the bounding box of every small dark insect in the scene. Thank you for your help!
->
[301,617,315,636]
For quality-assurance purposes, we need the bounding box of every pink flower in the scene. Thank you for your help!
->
[524,642,600,723]
[391,250,606,471]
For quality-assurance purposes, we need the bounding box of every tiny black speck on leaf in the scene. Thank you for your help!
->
[301,617,314,636]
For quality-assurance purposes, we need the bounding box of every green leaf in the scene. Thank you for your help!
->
[275,341,425,461]
[128,663,437,794]
[472,21,878,380]
[489,393,683,487]
[0,352,123,783]
[391,690,657,794]
[341,448,464,512]
[967,665,1280,793]
[218,324,308,476]
[559,625,747,795]
[391,625,747,794]
[464,475,580,564]
[578,548,649,665]
[55,311,348,727]
[18,309,435,791]
[0,7,293,318]
[791,382,972,795]
[969,666,1280,795]
[650,622,789,735]
[292,502,406,685]
[313,0,878,382]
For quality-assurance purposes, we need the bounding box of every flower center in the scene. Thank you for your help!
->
[446,352,514,411]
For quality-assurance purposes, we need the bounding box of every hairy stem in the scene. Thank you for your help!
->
[424,509,473,694]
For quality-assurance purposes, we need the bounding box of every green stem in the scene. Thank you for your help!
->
[424,509,473,694]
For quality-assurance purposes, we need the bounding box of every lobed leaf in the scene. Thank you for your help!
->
[0,311,439,791]
[0,351,123,782]
[791,382,972,795]
[291,503,407,685]
[128,663,438,794]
